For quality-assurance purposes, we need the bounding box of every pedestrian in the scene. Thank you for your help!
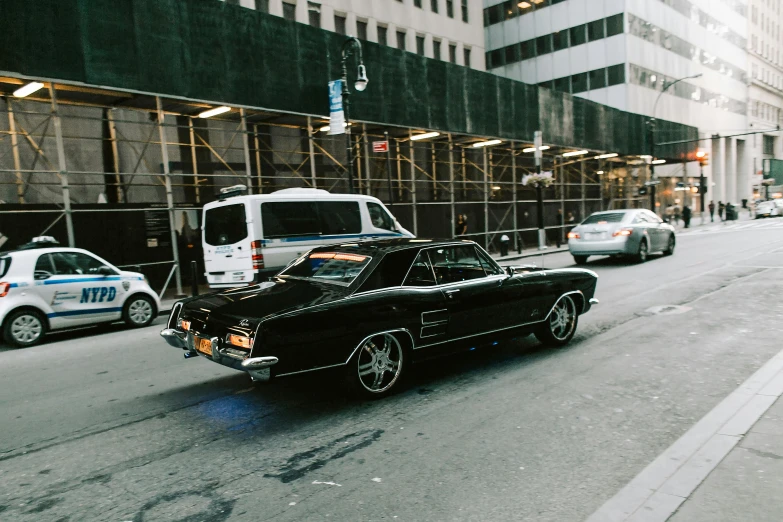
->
[718,201,725,221]
[556,208,564,248]
[454,214,468,238]
[682,205,692,228]
[673,205,681,226]
[708,200,715,222]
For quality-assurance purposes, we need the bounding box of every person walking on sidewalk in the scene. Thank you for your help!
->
[556,208,564,248]
[682,205,692,228]
[718,201,725,221]
[708,200,715,222]
[454,214,468,238]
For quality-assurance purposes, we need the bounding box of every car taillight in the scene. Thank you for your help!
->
[251,240,264,269]
[227,334,253,349]
[179,319,191,332]
[0,282,9,298]
[567,232,580,239]
[613,228,633,237]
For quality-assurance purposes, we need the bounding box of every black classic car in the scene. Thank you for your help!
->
[161,239,598,397]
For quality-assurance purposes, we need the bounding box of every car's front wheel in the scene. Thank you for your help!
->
[123,295,156,328]
[535,295,578,347]
[663,235,675,256]
[350,332,406,398]
[3,309,47,348]
[573,255,588,265]
[635,240,649,263]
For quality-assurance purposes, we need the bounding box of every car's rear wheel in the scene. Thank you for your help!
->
[123,295,156,328]
[573,255,588,265]
[535,295,578,347]
[351,332,406,399]
[635,240,649,263]
[663,235,675,256]
[3,309,47,348]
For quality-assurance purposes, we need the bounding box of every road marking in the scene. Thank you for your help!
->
[585,347,783,522]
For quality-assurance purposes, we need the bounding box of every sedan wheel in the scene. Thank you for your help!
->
[664,235,675,256]
[535,295,578,347]
[636,240,649,263]
[4,310,46,347]
[353,333,405,398]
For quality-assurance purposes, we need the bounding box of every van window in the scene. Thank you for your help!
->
[319,201,362,235]
[367,202,395,231]
[205,204,248,246]
[261,202,320,238]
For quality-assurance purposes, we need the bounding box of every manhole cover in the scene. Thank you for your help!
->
[645,305,692,315]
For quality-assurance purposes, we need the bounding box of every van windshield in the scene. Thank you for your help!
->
[204,204,248,246]
[278,251,372,286]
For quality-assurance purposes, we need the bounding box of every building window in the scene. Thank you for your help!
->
[225,0,239,5]
[378,25,388,46]
[397,30,407,50]
[571,72,588,93]
[607,64,625,86]
[488,49,504,69]
[764,135,775,155]
[461,0,469,22]
[521,39,535,60]
[433,39,442,60]
[307,2,320,27]
[334,14,346,35]
[588,19,605,41]
[605,13,624,37]
[505,44,520,65]
[446,0,454,18]
[536,34,553,55]
[414,0,422,7]
[431,0,439,13]
[357,20,368,40]
[416,35,425,55]
[282,2,296,21]
[554,77,571,93]
[255,0,269,12]
[463,47,471,67]
[570,24,587,46]
[589,68,607,89]
[553,30,569,51]
[449,43,457,63]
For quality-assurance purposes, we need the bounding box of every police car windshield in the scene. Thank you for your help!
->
[279,252,372,286]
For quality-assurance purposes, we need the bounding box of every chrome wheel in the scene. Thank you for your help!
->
[128,298,153,326]
[549,296,577,342]
[356,333,403,394]
[637,241,648,263]
[11,314,43,344]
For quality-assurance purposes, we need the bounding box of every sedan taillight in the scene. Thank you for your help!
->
[613,228,633,237]
[251,240,264,269]
[567,232,580,239]
[0,282,9,297]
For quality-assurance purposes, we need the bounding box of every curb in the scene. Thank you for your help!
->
[494,247,569,262]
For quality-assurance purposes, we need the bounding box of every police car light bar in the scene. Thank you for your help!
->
[218,185,248,200]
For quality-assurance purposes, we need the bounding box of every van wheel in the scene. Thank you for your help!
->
[3,309,47,347]
[123,295,156,328]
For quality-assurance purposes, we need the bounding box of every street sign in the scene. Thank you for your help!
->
[328,80,345,135]
[372,141,389,153]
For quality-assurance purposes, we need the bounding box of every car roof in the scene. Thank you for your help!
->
[307,238,478,256]
[0,247,94,259]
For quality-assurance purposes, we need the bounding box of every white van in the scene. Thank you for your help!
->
[202,188,414,288]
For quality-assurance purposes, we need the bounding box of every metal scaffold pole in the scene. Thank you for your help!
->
[511,142,518,252]
[307,116,317,188]
[7,99,25,203]
[156,97,184,297]
[240,108,254,195]
[448,134,455,238]
[409,130,418,236]
[49,85,75,247]
[483,147,490,251]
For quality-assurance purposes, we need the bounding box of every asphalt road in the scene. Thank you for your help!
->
[1,220,782,522]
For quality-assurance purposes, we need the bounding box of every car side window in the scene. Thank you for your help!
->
[632,214,648,224]
[367,202,396,231]
[51,252,107,275]
[428,246,487,285]
[644,211,663,223]
[403,251,437,287]
[34,254,55,280]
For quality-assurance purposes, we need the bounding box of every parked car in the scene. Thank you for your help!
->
[567,209,676,264]
[161,239,599,397]
[202,187,413,288]
[0,237,160,347]
[755,199,783,218]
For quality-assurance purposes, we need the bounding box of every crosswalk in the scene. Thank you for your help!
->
[678,217,783,235]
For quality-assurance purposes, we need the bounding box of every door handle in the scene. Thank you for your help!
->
[445,289,460,298]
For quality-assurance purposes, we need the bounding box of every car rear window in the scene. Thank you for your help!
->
[0,256,11,278]
[204,203,248,246]
[279,251,372,286]
[582,212,626,224]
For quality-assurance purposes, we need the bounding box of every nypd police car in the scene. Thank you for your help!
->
[0,238,161,347]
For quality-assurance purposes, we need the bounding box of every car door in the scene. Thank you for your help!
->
[47,251,123,325]
[428,245,507,342]
[400,250,450,346]
[642,211,667,250]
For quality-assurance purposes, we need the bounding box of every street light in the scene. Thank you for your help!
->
[648,72,703,212]
[341,37,368,194]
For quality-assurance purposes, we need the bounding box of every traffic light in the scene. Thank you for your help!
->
[696,151,709,166]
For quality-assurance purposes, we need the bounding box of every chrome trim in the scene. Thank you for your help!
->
[241,356,279,369]
[167,302,183,330]
[160,328,187,349]
[544,290,587,317]
[344,328,416,364]
[589,298,599,305]
[275,362,346,377]
[421,309,448,325]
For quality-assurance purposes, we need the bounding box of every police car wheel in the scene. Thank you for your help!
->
[4,309,47,347]
[123,295,155,328]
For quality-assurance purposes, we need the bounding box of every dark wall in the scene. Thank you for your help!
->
[0,0,697,157]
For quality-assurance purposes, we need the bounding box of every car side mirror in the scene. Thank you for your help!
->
[97,266,114,276]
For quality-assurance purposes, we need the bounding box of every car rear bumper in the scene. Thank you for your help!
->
[568,237,636,256]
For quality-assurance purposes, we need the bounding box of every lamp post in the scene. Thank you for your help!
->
[340,37,369,194]
[648,72,703,213]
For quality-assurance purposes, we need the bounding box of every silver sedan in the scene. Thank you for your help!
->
[567,209,676,264]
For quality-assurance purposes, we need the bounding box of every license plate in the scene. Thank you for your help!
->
[195,337,212,356]
[586,232,606,240]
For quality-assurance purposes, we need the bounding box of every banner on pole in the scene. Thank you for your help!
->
[328,80,345,135]
[372,141,389,153]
